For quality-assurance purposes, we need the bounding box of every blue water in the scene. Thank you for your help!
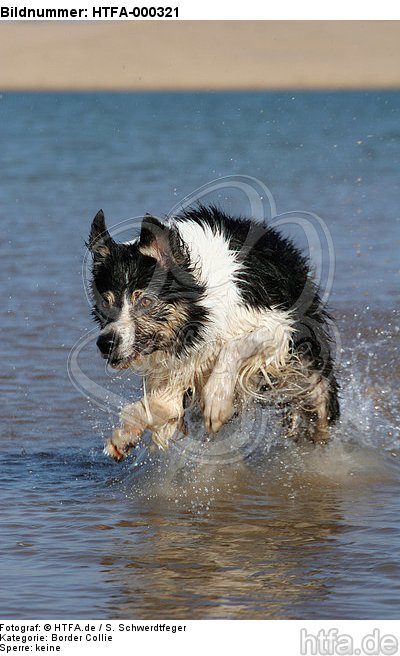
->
[1,92,399,618]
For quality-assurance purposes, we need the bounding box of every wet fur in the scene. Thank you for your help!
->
[89,205,340,460]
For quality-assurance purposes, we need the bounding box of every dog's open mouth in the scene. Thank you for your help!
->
[108,351,141,369]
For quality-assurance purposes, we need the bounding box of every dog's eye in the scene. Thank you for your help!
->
[101,292,115,308]
[131,290,153,308]
[140,296,153,308]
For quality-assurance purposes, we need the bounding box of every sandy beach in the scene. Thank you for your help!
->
[1,21,400,90]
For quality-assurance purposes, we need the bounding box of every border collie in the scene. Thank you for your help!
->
[89,205,339,461]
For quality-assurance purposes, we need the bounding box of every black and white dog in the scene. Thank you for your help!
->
[89,205,339,461]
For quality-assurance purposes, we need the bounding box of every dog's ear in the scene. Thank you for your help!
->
[89,210,114,259]
[138,214,171,267]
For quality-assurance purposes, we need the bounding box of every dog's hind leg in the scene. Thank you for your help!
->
[300,370,339,443]
[290,316,340,442]
[312,378,330,442]
[281,404,304,441]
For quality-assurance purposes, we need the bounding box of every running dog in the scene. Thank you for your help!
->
[88,205,339,461]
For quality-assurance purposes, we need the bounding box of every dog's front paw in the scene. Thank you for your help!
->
[202,373,235,433]
[104,424,143,462]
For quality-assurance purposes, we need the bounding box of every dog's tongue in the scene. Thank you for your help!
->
[111,351,140,369]
[118,361,132,370]
[124,351,140,367]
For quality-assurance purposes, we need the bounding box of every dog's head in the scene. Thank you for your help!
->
[88,210,206,368]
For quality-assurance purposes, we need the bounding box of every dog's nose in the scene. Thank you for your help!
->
[96,332,119,357]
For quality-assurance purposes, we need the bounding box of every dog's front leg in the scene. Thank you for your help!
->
[202,348,238,433]
[104,399,149,462]
[142,393,185,451]
[202,325,291,433]
[104,391,185,461]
